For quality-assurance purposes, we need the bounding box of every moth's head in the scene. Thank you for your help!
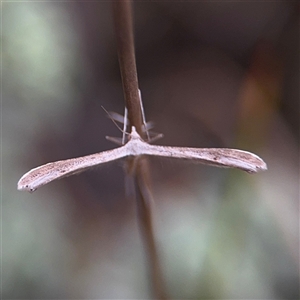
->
[130,126,142,140]
[130,126,163,144]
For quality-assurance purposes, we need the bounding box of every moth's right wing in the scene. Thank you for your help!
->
[144,144,267,174]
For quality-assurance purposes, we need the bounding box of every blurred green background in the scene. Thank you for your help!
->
[3,2,299,299]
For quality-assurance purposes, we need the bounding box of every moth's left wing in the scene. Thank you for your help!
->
[18,145,128,192]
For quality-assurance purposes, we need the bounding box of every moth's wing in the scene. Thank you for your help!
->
[144,145,267,173]
[18,146,128,192]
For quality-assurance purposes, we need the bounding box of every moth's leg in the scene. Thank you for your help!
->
[107,111,128,124]
[105,136,123,145]
[103,106,129,145]
[148,132,164,143]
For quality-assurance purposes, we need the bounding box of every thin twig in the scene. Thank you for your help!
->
[135,158,167,299]
[113,0,143,135]
[112,1,167,298]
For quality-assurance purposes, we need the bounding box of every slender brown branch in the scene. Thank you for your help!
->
[135,158,167,299]
[112,1,167,299]
[113,0,143,135]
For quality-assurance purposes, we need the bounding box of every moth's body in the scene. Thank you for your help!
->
[18,126,267,192]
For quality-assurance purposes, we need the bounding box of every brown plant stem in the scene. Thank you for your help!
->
[113,0,143,135]
[112,1,167,299]
[135,158,167,299]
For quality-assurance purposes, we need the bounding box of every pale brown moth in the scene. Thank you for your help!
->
[18,126,267,193]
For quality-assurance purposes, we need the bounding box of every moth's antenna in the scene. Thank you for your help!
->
[122,106,128,145]
[138,89,150,141]
[101,105,129,136]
